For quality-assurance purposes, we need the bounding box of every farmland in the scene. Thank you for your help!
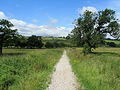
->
[0,49,63,90]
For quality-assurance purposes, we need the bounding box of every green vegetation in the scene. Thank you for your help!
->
[42,37,74,47]
[70,9,120,54]
[106,40,120,47]
[106,40,120,44]
[67,48,120,90]
[42,37,66,40]
[0,49,63,90]
[27,35,43,48]
[0,8,120,90]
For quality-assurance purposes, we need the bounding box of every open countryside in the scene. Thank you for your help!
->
[0,0,120,90]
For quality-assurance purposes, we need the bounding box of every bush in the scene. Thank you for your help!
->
[57,42,66,47]
[45,42,54,48]
[45,41,66,48]
[27,35,43,48]
[106,42,116,47]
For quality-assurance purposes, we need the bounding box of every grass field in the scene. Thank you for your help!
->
[42,37,66,40]
[67,47,120,90]
[42,37,74,47]
[0,49,63,90]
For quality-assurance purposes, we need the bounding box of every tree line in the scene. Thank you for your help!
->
[0,19,66,50]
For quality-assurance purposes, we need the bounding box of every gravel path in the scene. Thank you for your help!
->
[47,50,78,90]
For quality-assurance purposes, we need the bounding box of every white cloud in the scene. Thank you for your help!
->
[48,17,58,24]
[0,12,7,19]
[32,19,38,23]
[78,6,97,14]
[50,18,58,24]
[0,11,72,37]
[10,18,72,36]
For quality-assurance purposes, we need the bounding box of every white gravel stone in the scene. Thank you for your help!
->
[47,50,78,90]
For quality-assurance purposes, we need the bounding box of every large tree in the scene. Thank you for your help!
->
[0,19,17,44]
[0,19,17,54]
[71,9,120,54]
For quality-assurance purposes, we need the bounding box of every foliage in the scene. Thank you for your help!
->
[0,19,17,47]
[0,19,45,49]
[14,34,27,48]
[27,35,43,48]
[45,41,66,48]
[71,9,120,54]
[45,41,54,48]
[106,42,116,47]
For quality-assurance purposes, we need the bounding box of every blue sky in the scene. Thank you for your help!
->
[0,0,120,36]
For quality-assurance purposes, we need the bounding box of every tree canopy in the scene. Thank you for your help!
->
[27,35,43,48]
[0,19,18,47]
[71,9,120,54]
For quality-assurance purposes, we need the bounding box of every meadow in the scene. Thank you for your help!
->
[0,48,63,90]
[67,47,120,90]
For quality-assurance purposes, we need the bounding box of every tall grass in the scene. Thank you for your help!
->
[67,48,120,90]
[0,49,63,90]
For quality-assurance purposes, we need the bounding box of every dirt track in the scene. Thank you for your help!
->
[47,50,78,90]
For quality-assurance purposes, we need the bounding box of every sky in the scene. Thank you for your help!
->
[0,0,120,37]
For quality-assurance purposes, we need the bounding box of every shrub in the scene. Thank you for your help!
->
[45,42,54,48]
[45,41,66,48]
[106,42,116,47]
[27,35,43,48]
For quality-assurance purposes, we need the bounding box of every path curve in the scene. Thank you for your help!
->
[47,50,78,90]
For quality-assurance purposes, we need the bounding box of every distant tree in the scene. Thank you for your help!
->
[27,35,43,48]
[53,41,59,48]
[58,42,66,47]
[71,9,120,54]
[66,34,71,39]
[106,38,111,40]
[14,34,27,48]
[106,42,116,47]
[45,41,54,48]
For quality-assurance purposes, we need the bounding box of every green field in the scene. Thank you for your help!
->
[106,40,120,45]
[67,47,120,90]
[42,37,66,40]
[1,47,120,90]
[0,49,63,90]
[42,37,74,47]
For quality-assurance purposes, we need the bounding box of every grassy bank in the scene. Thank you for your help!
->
[67,48,120,90]
[0,49,63,90]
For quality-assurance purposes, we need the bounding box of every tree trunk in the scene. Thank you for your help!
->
[83,42,92,55]
[0,36,3,55]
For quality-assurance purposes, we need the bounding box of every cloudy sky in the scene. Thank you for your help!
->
[0,0,120,37]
